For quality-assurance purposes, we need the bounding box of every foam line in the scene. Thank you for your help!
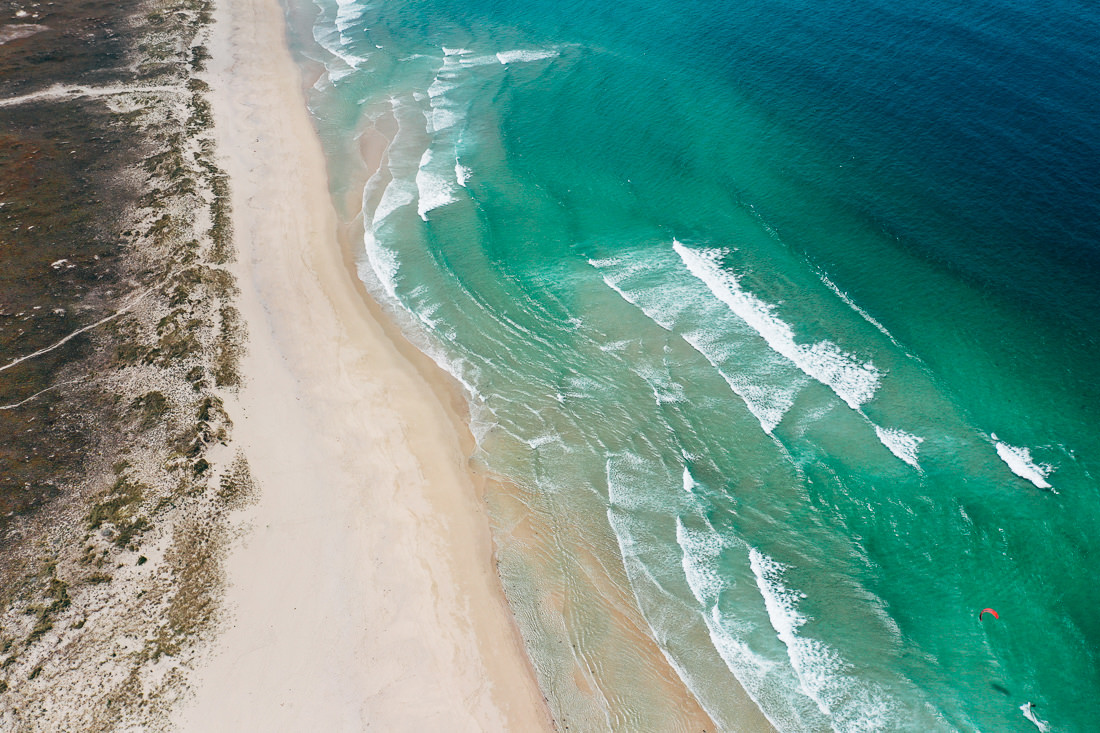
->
[682,467,696,493]
[992,435,1053,489]
[455,162,472,187]
[874,425,923,470]
[0,23,47,45]
[312,21,370,80]
[416,149,460,219]
[496,48,558,64]
[682,330,798,434]
[674,240,881,411]
[676,518,727,604]
[589,255,803,433]
[360,231,399,302]
[629,363,686,406]
[749,548,895,731]
[334,0,366,33]
[373,177,416,225]
[819,273,904,350]
[672,521,825,731]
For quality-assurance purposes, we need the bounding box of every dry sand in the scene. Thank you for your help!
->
[171,0,554,727]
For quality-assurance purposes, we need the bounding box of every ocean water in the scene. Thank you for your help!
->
[281,0,1100,729]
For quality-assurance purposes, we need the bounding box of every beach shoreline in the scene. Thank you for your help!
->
[172,0,555,727]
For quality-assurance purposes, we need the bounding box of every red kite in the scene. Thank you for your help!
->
[979,608,999,620]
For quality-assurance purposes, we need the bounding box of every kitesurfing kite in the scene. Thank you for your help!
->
[979,608,999,620]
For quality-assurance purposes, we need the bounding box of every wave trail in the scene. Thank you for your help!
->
[674,240,881,411]
[992,434,1054,490]
[333,0,366,33]
[360,231,399,302]
[818,273,906,352]
[455,162,472,187]
[874,425,923,470]
[372,177,416,226]
[496,48,558,64]
[311,10,371,83]
[677,518,728,605]
[749,548,896,732]
[673,519,827,732]
[588,254,805,434]
[416,149,460,220]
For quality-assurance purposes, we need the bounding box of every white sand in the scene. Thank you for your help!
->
[172,0,554,728]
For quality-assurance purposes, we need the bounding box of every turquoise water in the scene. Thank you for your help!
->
[284,0,1100,729]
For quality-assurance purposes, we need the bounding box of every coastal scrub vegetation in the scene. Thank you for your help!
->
[0,0,254,726]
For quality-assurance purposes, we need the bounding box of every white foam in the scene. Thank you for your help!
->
[408,287,441,328]
[524,433,561,449]
[427,75,458,99]
[874,425,923,470]
[597,338,631,353]
[372,177,416,226]
[704,607,817,733]
[587,256,621,269]
[671,532,827,732]
[682,467,697,494]
[591,257,683,329]
[749,548,895,731]
[312,21,370,80]
[596,271,653,318]
[430,106,462,132]
[333,0,366,33]
[360,231,399,302]
[326,46,372,81]
[442,45,507,66]
[334,50,370,71]
[415,149,460,220]
[1020,702,1050,732]
[495,48,558,64]
[682,330,797,434]
[562,373,601,397]
[630,363,685,405]
[425,63,463,132]
[819,273,904,349]
[607,503,787,731]
[994,440,1053,490]
[460,54,501,67]
[604,453,662,515]
[748,551,817,704]
[674,241,881,411]
[357,265,483,405]
[455,163,472,187]
[677,518,727,606]
[590,253,802,434]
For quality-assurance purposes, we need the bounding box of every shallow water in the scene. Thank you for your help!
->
[283,0,1100,728]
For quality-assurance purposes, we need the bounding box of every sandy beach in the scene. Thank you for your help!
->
[171,0,554,727]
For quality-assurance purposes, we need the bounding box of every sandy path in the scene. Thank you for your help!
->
[0,84,184,108]
[171,0,554,728]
